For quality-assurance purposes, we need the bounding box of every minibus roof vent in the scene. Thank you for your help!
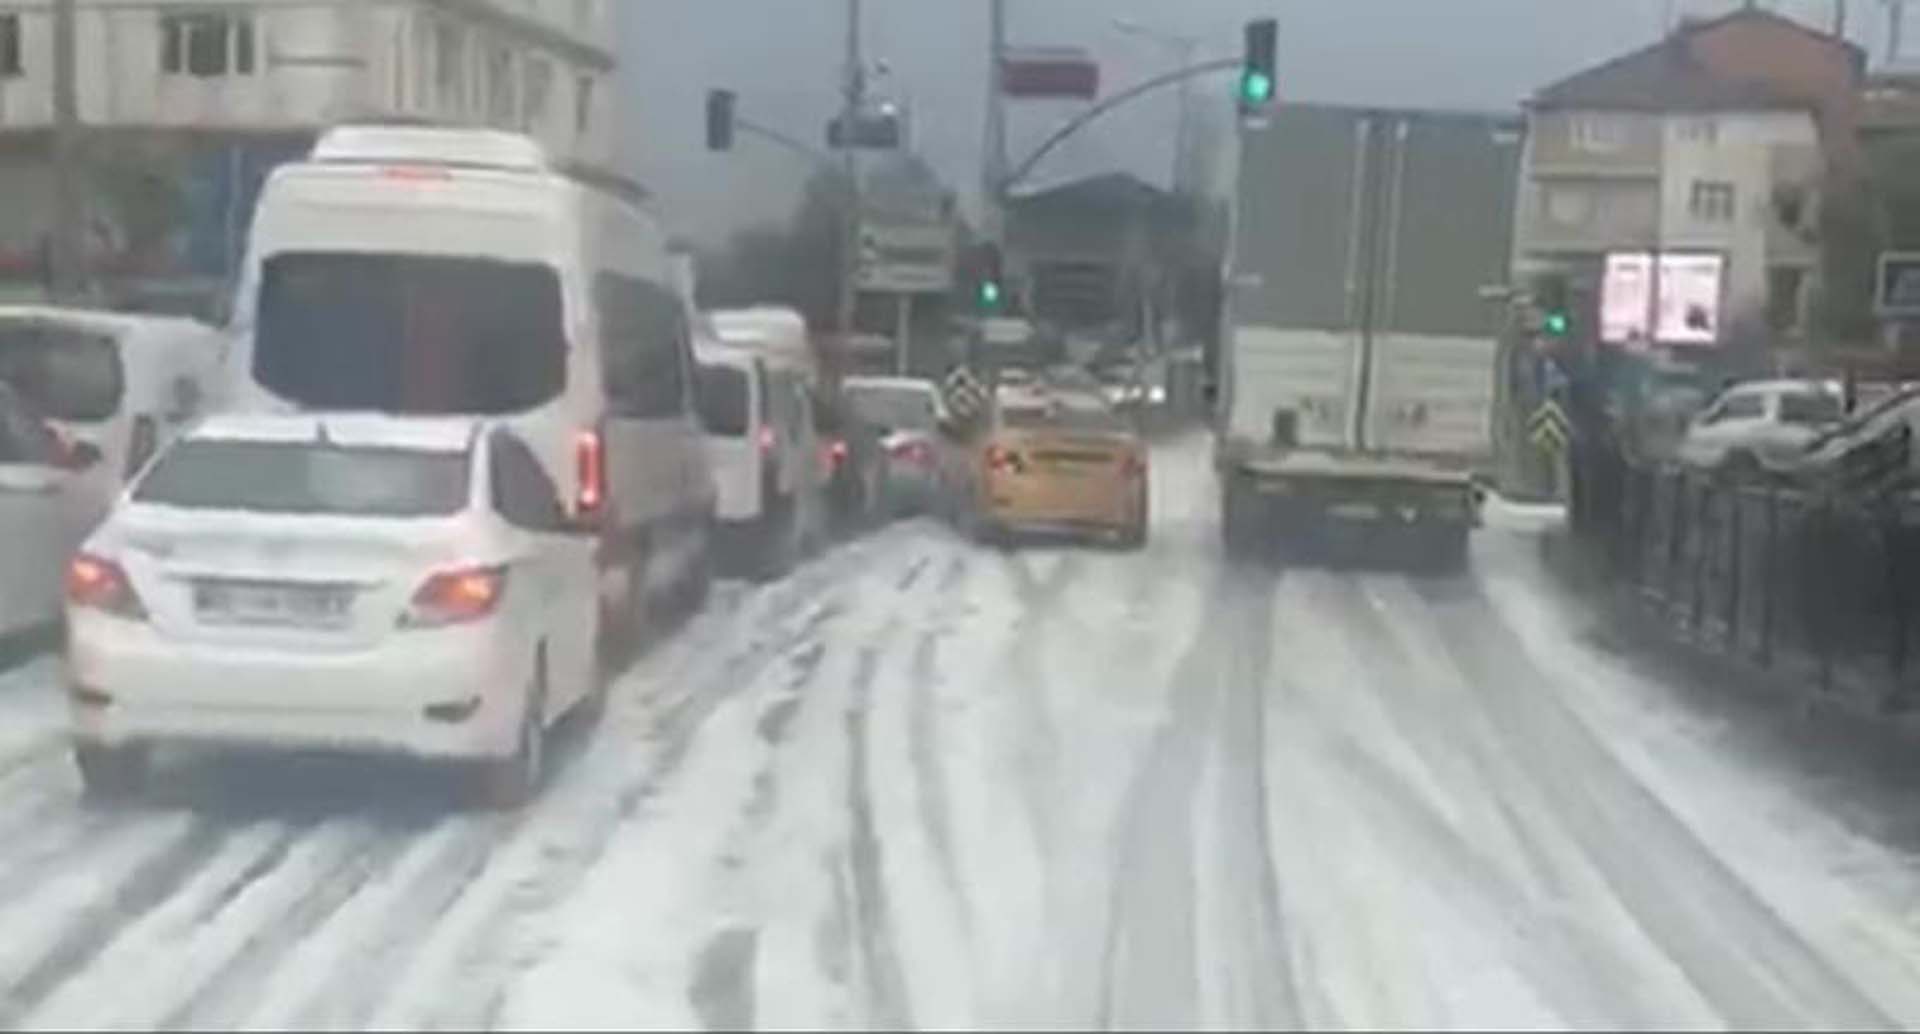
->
[310,125,551,174]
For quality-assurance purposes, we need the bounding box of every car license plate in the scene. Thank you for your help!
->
[1329,502,1381,521]
[195,582,351,628]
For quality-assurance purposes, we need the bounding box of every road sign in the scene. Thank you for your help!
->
[940,367,989,426]
[1877,252,1920,318]
[1000,47,1100,100]
[1529,399,1572,454]
[853,220,954,294]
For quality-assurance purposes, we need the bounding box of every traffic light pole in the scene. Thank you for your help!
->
[837,0,864,338]
[998,57,1237,198]
[49,0,84,301]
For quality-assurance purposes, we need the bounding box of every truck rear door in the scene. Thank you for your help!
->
[1359,113,1521,463]
[1226,106,1374,452]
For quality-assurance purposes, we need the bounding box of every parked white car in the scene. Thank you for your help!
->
[1676,379,1845,475]
[65,413,601,807]
[0,309,223,642]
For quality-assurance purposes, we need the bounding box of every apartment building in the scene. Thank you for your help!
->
[1515,8,1862,343]
[0,0,617,309]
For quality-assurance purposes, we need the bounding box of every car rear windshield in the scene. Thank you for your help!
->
[849,385,936,432]
[1779,391,1843,426]
[694,364,749,437]
[0,321,124,422]
[134,439,470,517]
[256,253,565,416]
[1003,402,1125,433]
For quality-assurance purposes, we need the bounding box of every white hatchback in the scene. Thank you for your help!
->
[65,413,601,807]
[1676,379,1845,474]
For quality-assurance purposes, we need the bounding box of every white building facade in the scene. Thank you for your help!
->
[0,0,619,309]
[1516,106,1824,338]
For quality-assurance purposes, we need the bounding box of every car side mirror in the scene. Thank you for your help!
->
[59,439,103,472]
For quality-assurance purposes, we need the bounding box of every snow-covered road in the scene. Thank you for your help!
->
[7,434,1920,1029]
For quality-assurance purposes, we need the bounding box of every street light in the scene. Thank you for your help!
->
[1110,17,1201,195]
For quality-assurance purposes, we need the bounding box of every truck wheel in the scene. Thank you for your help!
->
[75,743,149,803]
[1222,477,1263,559]
[1421,526,1470,575]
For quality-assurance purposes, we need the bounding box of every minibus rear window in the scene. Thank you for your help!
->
[0,322,124,423]
[256,253,565,415]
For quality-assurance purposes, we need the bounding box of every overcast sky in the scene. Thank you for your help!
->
[617,0,1893,246]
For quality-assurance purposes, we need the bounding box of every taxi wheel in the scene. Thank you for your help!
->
[479,656,548,811]
[75,744,148,803]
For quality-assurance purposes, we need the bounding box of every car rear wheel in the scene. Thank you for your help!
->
[75,743,148,802]
[478,656,547,810]
[1119,485,1150,551]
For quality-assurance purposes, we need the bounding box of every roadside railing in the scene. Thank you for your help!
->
[1604,463,1920,712]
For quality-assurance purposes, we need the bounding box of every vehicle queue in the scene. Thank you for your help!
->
[0,124,1153,809]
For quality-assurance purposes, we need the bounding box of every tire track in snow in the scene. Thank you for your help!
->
[0,816,221,1025]
[1097,572,1292,1030]
[366,552,871,1031]
[844,641,913,1030]
[155,821,416,1029]
[1412,577,1897,1030]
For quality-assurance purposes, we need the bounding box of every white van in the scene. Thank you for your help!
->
[225,125,715,653]
[693,316,829,580]
[0,309,223,640]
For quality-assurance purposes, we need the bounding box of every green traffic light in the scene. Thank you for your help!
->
[1544,311,1570,337]
[978,281,1003,309]
[1240,70,1274,105]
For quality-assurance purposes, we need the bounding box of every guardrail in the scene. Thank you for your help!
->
[1601,464,1920,711]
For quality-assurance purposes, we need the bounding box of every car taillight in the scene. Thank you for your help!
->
[1121,452,1146,478]
[758,426,776,453]
[829,439,850,467]
[575,429,604,515]
[890,440,931,465]
[403,566,507,628]
[66,553,146,620]
[986,444,1024,474]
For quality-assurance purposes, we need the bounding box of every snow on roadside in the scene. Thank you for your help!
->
[1481,542,1920,1026]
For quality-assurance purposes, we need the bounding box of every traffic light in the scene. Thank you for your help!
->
[1535,274,1572,339]
[1240,18,1278,111]
[705,89,736,151]
[971,242,1005,313]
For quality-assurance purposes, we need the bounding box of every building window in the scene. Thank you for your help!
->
[0,15,21,78]
[161,12,256,77]
[1542,186,1594,226]
[576,74,596,134]
[1570,115,1625,153]
[485,44,515,126]
[524,56,553,130]
[1689,180,1736,223]
[433,18,466,113]
[1678,117,1719,145]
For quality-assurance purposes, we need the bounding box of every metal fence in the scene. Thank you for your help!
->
[1604,464,1920,711]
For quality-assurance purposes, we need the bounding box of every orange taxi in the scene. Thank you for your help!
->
[970,388,1148,549]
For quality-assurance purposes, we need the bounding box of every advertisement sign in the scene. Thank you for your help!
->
[1601,252,1654,346]
[1655,252,1724,346]
[1599,251,1725,348]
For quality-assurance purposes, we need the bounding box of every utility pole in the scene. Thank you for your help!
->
[1889,0,1909,66]
[982,0,1008,239]
[50,0,85,302]
[837,0,864,338]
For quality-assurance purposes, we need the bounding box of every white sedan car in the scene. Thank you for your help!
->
[1676,379,1845,475]
[65,414,601,807]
